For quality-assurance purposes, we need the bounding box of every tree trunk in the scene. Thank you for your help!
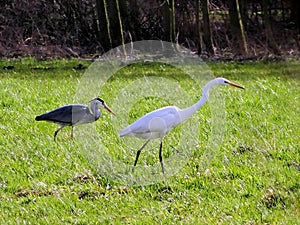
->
[162,0,176,43]
[290,0,300,32]
[95,0,112,52]
[196,0,202,55]
[170,0,176,43]
[262,0,281,55]
[107,0,126,49]
[228,0,248,55]
[201,0,214,56]
[127,0,140,40]
[290,0,300,49]
[115,0,126,55]
[95,0,127,53]
[239,0,248,29]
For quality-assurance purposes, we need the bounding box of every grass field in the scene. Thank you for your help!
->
[0,58,299,224]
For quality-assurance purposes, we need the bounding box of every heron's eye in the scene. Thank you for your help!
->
[96,98,104,104]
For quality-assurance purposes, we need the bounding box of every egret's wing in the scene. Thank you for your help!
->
[119,106,179,136]
[35,104,89,124]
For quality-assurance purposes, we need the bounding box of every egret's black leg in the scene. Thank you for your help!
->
[133,140,150,172]
[54,126,64,141]
[159,141,164,174]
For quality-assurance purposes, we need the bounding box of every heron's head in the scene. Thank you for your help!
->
[90,97,115,115]
[215,77,244,89]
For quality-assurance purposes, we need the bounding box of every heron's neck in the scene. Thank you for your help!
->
[178,81,214,122]
[90,103,101,119]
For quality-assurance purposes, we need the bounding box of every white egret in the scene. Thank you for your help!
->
[119,78,244,173]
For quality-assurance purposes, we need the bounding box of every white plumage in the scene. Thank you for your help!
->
[119,106,181,139]
[119,77,244,173]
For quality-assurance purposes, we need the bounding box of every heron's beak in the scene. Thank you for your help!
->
[104,105,115,115]
[229,82,244,89]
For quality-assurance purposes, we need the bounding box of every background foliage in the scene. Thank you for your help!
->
[1,0,300,59]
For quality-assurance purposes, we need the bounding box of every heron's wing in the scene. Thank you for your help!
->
[35,104,90,125]
[119,106,180,136]
[71,105,94,124]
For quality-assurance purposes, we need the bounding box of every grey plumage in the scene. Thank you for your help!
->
[35,98,115,140]
[35,104,99,125]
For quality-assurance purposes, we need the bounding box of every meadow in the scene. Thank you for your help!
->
[0,58,299,224]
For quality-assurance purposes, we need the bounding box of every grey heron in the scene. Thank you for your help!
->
[35,97,115,140]
[119,78,244,173]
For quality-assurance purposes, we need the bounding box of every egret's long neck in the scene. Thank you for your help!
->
[178,80,215,122]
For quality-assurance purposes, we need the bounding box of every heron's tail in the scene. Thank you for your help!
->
[35,114,46,121]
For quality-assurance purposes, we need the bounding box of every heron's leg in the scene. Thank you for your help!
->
[54,126,64,141]
[133,140,150,172]
[71,126,74,139]
[159,141,164,174]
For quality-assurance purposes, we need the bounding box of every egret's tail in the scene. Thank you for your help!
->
[119,126,131,137]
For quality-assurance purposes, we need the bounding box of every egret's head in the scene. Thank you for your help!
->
[90,97,115,115]
[215,77,244,89]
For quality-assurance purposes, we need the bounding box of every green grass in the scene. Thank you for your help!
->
[0,58,299,224]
